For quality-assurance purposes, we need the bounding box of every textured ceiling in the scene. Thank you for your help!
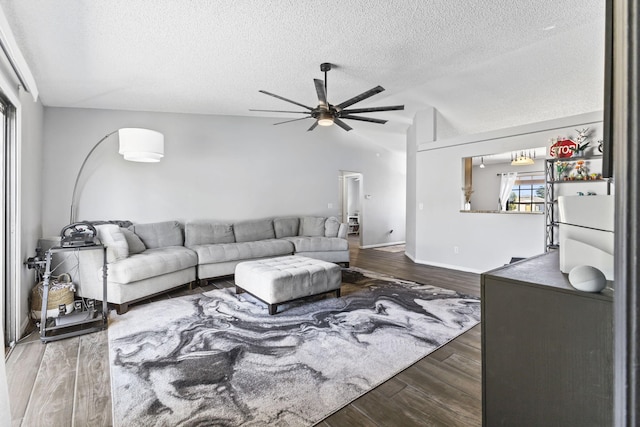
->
[0,0,605,150]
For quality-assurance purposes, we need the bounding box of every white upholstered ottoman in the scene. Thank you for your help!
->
[234,255,342,314]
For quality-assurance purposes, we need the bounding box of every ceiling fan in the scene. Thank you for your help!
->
[251,63,405,132]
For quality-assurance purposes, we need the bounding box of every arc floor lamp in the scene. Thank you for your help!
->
[69,128,164,223]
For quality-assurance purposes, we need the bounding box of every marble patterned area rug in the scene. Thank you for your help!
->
[108,268,480,427]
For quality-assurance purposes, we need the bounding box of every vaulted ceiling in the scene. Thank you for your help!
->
[0,0,605,151]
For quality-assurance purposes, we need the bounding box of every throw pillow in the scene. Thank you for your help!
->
[129,221,183,249]
[121,228,146,255]
[95,224,129,263]
[274,217,300,238]
[299,217,326,237]
[325,217,340,237]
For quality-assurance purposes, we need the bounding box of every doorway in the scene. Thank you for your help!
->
[339,171,363,247]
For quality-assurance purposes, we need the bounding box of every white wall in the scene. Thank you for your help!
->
[405,123,417,257]
[18,88,43,336]
[412,111,603,273]
[42,107,406,248]
[405,108,435,259]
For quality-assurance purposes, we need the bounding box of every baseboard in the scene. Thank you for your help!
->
[411,258,484,274]
[360,241,406,249]
[373,246,486,274]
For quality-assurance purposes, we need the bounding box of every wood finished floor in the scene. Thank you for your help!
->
[7,239,481,427]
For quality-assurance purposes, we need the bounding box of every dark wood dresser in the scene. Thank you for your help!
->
[481,251,613,426]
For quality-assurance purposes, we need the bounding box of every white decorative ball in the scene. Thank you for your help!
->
[568,265,607,292]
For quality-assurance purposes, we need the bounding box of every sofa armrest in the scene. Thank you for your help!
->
[338,223,348,239]
[76,248,108,301]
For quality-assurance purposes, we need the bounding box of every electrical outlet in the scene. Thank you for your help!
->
[454,246,459,254]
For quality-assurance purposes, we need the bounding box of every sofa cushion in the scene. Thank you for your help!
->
[299,217,326,237]
[325,217,340,238]
[185,221,235,246]
[95,224,128,263]
[107,246,197,284]
[121,228,146,255]
[283,236,349,252]
[193,239,294,264]
[274,217,300,239]
[129,221,183,249]
[233,219,275,242]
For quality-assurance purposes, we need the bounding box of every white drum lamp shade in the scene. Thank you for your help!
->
[70,127,165,223]
[118,128,164,162]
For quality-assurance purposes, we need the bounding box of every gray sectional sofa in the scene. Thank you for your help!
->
[76,216,349,314]
[186,216,349,283]
[77,221,198,314]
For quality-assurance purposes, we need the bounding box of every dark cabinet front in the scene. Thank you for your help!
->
[481,252,613,426]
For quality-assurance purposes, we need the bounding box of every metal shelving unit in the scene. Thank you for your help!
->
[544,156,611,251]
[39,244,108,342]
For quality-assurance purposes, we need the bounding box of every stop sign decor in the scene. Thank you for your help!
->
[550,139,577,158]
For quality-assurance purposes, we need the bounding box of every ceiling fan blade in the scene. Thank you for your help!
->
[336,86,385,109]
[334,118,353,131]
[250,109,310,114]
[307,121,319,132]
[259,90,314,110]
[341,105,405,114]
[314,79,328,107]
[341,115,388,124]
[273,117,312,125]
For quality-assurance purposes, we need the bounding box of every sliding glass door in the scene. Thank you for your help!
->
[1,95,16,348]
[1,99,6,348]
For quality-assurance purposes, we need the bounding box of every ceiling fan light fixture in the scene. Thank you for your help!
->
[317,111,334,126]
[254,63,404,132]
